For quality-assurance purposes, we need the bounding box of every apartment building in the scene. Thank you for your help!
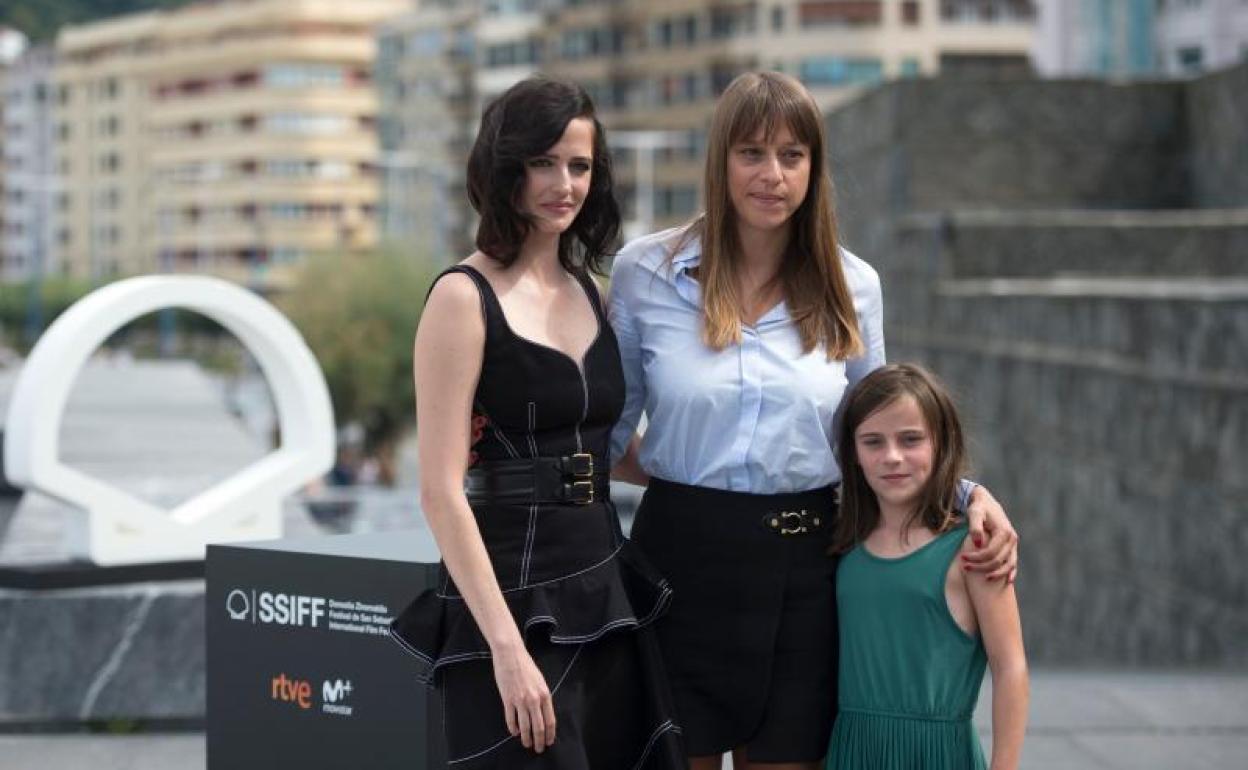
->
[376,1,478,260]
[1156,0,1248,76]
[55,0,408,290]
[1033,0,1158,77]
[546,0,1038,230]
[1,26,30,282]
[375,0,1036,243]
[1035,0,1248,78]
[55,12,161,281]
[1,44,58,283]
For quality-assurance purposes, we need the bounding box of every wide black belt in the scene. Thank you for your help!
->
[464,453,607,506]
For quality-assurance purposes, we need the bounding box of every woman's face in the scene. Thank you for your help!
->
[519,116,595,235]
[726,122,811,237]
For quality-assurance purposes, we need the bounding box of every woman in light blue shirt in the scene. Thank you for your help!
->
[608,72,1018,770]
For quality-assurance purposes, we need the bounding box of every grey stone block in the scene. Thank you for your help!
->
[0,582,206,722]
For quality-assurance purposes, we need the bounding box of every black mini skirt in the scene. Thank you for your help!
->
[629,478,840,763]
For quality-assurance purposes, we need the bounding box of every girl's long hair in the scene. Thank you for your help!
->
[675,71,862,359]
[831,364,968,553]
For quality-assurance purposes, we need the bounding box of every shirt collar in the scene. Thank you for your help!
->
[669,237,701,272]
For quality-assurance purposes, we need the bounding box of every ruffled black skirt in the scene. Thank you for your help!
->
[390,500,685,770]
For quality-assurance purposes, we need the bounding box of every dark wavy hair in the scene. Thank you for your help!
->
[466,76,619,275]
[830,363,968,554]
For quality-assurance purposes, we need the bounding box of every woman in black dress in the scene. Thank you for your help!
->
[390,78,685,769]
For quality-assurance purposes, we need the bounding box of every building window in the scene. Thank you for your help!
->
[263,63,346,89]
[900,58,922,77]
[799,57,884,86]
[1177,46,1204,73]
[772,5,785,31]
[485,39,541,68]
[656,72,707,105]
[939,0,1035,23]
[657,185,698,217]
[902,0,921,24]
[263,113,351,136]
[799,1,883,28]
[653,14,700,47]
[711,6,754,39]
[408,30,444,56]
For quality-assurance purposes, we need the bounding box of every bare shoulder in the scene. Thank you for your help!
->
[424,256,486,318]
[425,270,479,311]
[419,266,485,349]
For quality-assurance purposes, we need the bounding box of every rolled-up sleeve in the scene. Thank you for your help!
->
[607,250,647,465]
[844,250,886,389]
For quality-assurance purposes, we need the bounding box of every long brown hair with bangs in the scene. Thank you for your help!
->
[830,364,968,554]
[676,70,862,359]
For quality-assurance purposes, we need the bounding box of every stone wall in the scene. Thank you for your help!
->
[1188,62,1248,207]
[824,64,1248,667]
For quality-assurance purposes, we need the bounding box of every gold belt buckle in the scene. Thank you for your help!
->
[780,510,807,535]
[571,480,594,505]
[569,452,594,478]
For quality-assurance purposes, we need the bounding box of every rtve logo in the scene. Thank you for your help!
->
[271,673,313,710]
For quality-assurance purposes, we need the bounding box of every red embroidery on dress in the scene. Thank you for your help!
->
[468,413,489,467]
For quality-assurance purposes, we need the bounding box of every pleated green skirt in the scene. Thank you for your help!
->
[826,709,985,770]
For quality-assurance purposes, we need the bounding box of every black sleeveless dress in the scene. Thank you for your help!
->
[391,265,685,770]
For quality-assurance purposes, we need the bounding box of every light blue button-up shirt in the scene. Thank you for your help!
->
[607,227,886,494]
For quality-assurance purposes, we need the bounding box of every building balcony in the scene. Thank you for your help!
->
[148,87,377,125]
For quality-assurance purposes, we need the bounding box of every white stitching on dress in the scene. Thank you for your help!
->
[436,543,625,598]
[630,719,681,770]
[520,401,539,588]
[445,644,587,765]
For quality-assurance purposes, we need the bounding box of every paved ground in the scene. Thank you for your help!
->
[1,669,1244,770]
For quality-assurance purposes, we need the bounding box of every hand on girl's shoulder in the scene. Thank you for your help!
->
[959,534,1011,592]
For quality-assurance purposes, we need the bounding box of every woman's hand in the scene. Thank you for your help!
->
[610,434,650,487]
[963,486,1018,583]
[493,642,556,753]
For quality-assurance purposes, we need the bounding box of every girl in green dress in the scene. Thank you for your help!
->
[827,364,1029,770]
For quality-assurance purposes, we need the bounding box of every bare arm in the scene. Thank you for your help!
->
[610,434,650,486]
[965,546,1029,770]
[415,274,555,752]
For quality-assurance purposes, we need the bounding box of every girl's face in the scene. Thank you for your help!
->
[853,394,935,514]
[726,122,811,237]
[519,116,595,235]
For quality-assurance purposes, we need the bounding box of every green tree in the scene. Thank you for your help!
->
[280,247,437,484]
[0,276,94,352]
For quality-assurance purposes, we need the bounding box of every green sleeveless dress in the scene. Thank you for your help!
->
[826,522,988,770]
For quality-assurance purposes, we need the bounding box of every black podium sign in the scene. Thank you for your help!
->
[206,530,447,769]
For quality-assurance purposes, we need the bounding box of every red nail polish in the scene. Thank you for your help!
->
[972,537,983,548]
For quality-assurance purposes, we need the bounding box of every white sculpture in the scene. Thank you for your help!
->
[3,276,335,565]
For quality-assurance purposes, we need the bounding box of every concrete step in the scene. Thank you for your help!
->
[897,209,1248,279]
